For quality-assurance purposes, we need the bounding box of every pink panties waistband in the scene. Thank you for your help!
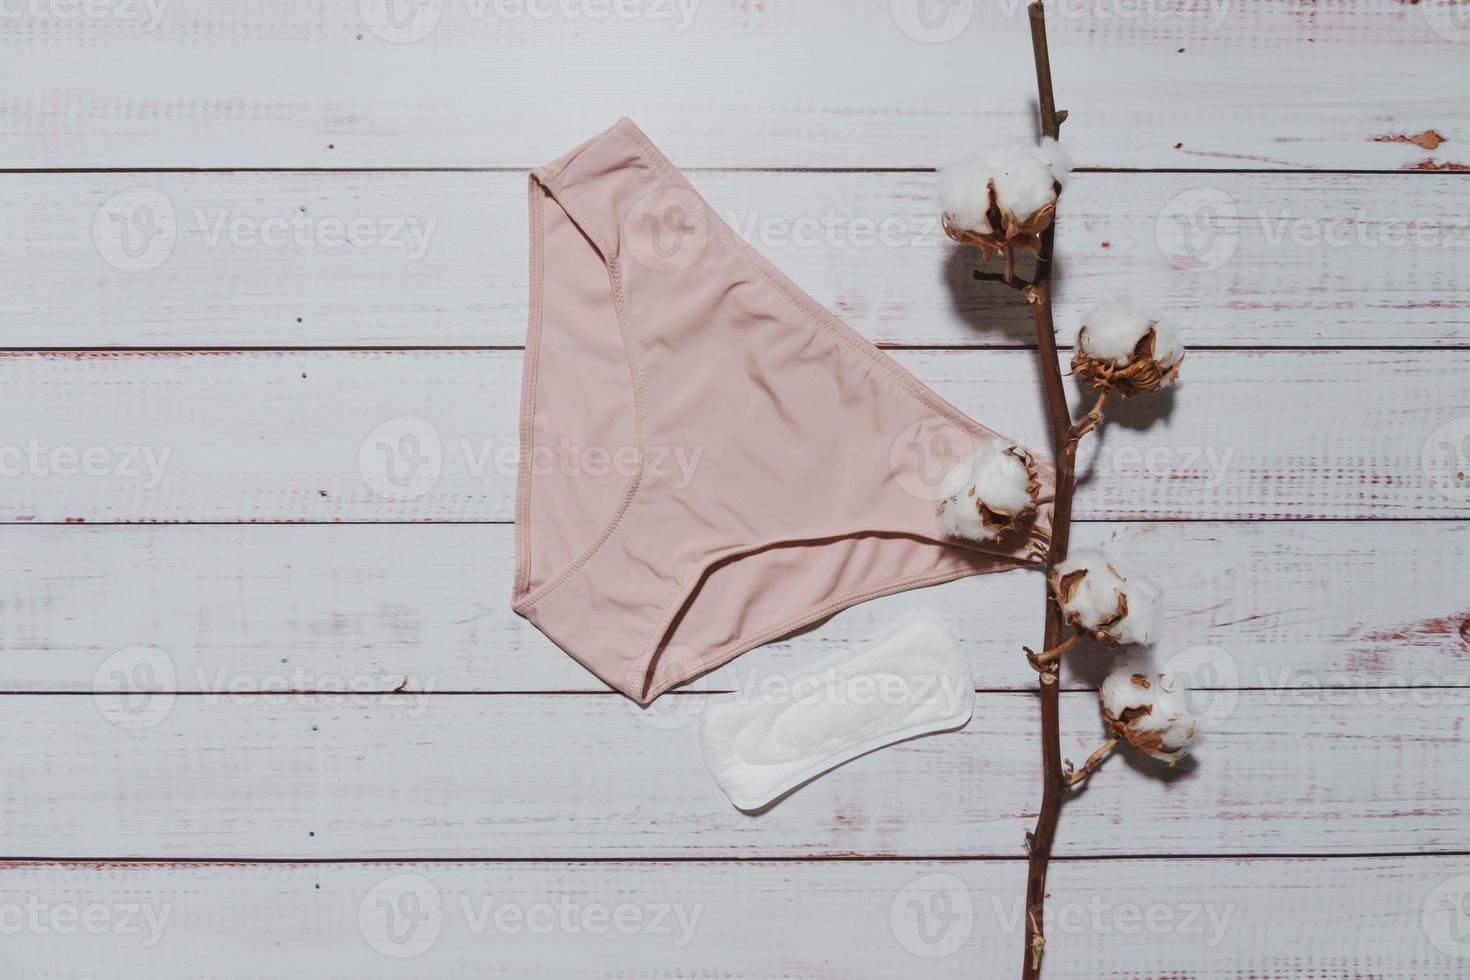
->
[513,118,1054,703]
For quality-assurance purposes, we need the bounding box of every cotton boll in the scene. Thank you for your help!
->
[1077,298,1157,364]
[972,444,1035,516]
[1111,572,1162,646]
[1034,136,1073,188]
[1049,549,1164,646]
[939,140,1072,253]
[937,444,1039,543]
[1072,297,1186,397]
[1099,667,1200,765]
[938,490,987,541]
[939,153,999,236]
[990,143,1063,230]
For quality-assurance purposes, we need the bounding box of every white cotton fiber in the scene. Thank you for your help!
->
[938,444,1036,543]
[1100,667,1200,764]
[939,153,999,235]
[939,138,1072,235]
[1052,548,1162,645]
[971,445,1034,516]
[1078,297,1185,371]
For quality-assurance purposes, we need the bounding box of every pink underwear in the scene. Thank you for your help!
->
[513,118,1054,703]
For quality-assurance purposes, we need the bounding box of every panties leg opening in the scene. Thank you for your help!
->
[514,175,643,608]
[636,531,1033,702]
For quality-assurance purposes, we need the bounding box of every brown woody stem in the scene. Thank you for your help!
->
[1021,3,1072,979]
[1066,389,1110,446]
[1065,738,1120,787]
[1024,629,1083,671]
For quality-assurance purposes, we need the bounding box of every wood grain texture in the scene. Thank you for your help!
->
[6,521,1465,694]
[3,692,1465,858]
[2,348,1466,523]
[2,1,1467,169]
[5,170,1468,348]
[2,857,1465,978]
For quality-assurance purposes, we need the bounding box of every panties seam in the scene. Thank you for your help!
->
[639,564,998,704]
[512,175,546,601]
[514,174,649,613]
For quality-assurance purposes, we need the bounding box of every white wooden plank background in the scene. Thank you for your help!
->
[4,693,1467,858]
[3,0,1467,169]
[4,858,1466,978]
[3,348,1467,522]
[4,170,1467,348]
[3,521,1465,693]
[4,0,1469,975]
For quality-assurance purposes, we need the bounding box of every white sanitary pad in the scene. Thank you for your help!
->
[698,615,975,810]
